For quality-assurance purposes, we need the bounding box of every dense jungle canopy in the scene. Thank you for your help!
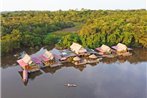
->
[1,9,147,55]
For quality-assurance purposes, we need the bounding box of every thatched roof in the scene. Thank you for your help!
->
[43,49,54,60]
[21,54,32,64]
[78,48,87,53]
[89,54,97,59]
[116,43,127,52]
[70,42,87,54]
[73,56,81,61]
[70,43,82,54]
[100,44,111,52]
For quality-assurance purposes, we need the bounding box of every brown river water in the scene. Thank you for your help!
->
[1,48,147,98]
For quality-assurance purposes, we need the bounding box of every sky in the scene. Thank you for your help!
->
[1,0,146,11]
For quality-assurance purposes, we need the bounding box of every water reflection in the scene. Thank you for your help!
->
[18,62,95,86]
[41,66,62,74]
[18,70,43,85]
[1,48,147,98]
[2,61,146,98]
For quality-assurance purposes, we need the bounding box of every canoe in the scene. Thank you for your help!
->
[23,70,28,82]
[64,83,77,87]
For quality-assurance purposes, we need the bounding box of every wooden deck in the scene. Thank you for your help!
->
[26,64,40,73]
[117,52,132,57]
[87,59,100,64]
[74,61,87,66]
[50,63,62,68]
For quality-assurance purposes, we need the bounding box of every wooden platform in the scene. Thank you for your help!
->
[50,63,62,68]
[73,60,87,66]
[117,52,132,57]
[102,54,116,58]
[26,65,40,73]
[87,58,100,64]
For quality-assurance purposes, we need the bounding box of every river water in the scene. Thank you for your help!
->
[1,48,147,98]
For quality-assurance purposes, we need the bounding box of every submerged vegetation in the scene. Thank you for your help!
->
[1,9,147,55]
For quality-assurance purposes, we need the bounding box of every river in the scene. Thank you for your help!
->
[1,48,147,98]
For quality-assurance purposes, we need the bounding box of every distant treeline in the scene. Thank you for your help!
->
[1,9,147,55]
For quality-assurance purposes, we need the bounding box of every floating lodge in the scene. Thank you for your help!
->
[17,42,132,82]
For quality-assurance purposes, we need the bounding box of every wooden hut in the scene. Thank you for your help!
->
[70,42,87,56]
[112,43,132,56]
[17,53,40,72]
[96,44,112,54]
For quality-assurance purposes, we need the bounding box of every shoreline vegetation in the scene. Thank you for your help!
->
[1,9,147,56]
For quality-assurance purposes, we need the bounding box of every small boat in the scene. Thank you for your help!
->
[22,70,28,82]
[64,83,77,87]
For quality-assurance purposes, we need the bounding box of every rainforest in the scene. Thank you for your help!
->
[1,9,147,55]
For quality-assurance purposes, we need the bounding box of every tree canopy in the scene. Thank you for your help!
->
[1,9,147,55]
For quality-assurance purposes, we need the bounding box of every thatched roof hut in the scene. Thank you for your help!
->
[73,56,81,61]
[70,42,87,54]
[96,44,111,53]
[22,54,33,64]
[78,48,87,53]
[89,54,97,59]
[31,48,54,61]
[116,43,127,52]
[43,49,54,60]
[100,45,111,52]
